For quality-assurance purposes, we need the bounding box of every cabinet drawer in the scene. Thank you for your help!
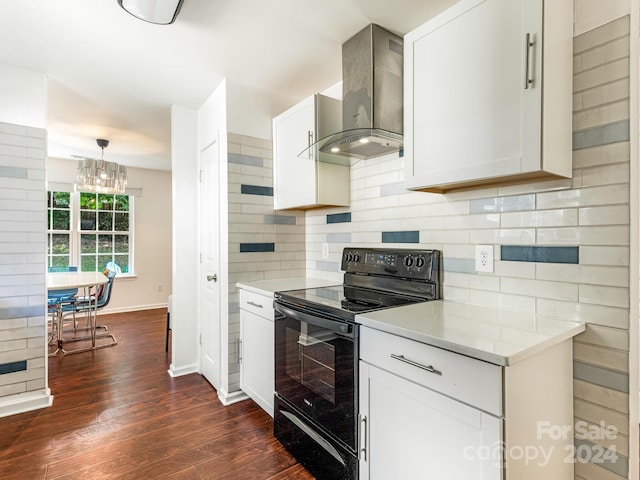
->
[239,289,274,321]
[360,326,502,416]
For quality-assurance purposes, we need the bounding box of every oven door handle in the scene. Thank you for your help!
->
[274,302,353,334]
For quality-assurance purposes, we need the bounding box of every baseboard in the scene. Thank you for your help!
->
[99,303,168,315]
[167,362,198,377]
[218,388,249,406]
[0,389,53,418]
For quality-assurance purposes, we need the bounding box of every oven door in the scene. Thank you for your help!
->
[274,300,358,451]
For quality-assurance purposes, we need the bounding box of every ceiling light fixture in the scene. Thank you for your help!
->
[116,0,184,25]
[76,139,128,195]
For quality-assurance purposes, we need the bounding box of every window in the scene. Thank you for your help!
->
[47,191,72,268]
[47,191,133,274]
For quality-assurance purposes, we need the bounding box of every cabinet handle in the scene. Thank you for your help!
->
[524,33,534,89]
[237,337,242,363]
[247,301,263,309]
[359,414,367,461]
[308,130,314,159]
[390,353,442,375]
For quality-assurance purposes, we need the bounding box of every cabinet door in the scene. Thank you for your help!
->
[240,309,274,416]
[359,362,502,480]
[273,95,317,209]
[405,0,542,189]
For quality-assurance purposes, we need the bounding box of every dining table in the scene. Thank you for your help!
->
[47,271,108,355]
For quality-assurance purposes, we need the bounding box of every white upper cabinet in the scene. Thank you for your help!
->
[273,93,350,209]
[404,0,572,193]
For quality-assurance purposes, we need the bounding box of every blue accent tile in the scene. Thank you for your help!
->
[382,231,419,243]
[228,153,263,167]
[241,185,273,196]
[501,246,579,264]
[0,306,44,320]
[316,261,340,272]
[574,361,628,393]
[443,258,476,274]
[0,360,27,375]
[240,243,275,253]
[327,233,351,243]
[327,213,351,224]
[573,120,630,150]
[263,215,296,225]
[0,166,27,179]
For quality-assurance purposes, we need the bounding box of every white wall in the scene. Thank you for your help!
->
[0,64,46,129]
[226,79,295,140]
[574,0,630,35]
[169,105,199,377]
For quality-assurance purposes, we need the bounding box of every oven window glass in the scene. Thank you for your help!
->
[286,324,336,405]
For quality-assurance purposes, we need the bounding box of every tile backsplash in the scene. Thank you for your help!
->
[304,15,631,480]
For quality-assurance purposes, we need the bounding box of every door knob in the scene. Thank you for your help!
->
[207,274,217,282]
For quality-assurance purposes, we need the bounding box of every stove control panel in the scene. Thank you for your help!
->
[341,248,440,281]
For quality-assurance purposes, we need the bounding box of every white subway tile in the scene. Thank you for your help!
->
[575,324,628,351]
[501,209,577,228]
[579,246,629,266]
[573,141,629,169]
[443,214,500,230]
[501,277,578,301]
[536,299,628,328]
[574,342,628,373]
[579,205,629,225]
[537,185,628,209]
[579,285,629,308]
[494,260,536,279]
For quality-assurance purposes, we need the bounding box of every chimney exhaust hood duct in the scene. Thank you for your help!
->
[302,24,404,161]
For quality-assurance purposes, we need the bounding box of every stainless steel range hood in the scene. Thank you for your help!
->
[302,24,404,161]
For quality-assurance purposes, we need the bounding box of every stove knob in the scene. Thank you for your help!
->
[404,256,414,268]
[345,252,353,262]
[353,253,360,263]
[415,256,426,269]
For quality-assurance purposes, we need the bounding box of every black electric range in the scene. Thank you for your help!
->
[273,247,441,480]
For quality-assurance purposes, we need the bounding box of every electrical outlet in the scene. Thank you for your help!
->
[475,245,494,273]
[321,243,330,260]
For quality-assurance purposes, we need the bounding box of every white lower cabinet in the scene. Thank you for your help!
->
[359,326,574,479]
[359,362,501,479]
[239,289,274,416]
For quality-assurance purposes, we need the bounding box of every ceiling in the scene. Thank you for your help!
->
[0,0,457,171]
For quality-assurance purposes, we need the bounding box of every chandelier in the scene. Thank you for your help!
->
[76,139,128,195]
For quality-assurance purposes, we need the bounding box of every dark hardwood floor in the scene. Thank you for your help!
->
[0,309,314,479]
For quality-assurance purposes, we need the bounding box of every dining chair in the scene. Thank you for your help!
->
[59,269,118,351]
[47,266,78,305]
[47,266,78,353]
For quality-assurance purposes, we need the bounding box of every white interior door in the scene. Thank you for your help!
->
[199,140,221,390]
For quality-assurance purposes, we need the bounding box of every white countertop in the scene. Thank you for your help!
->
[356,300,585,366]
[236,277,338,297]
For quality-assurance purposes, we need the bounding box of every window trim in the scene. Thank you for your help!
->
[47,190,135,276]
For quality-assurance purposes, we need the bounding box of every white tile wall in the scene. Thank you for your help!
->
[226,133,305,392]
[0,121,46,402]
